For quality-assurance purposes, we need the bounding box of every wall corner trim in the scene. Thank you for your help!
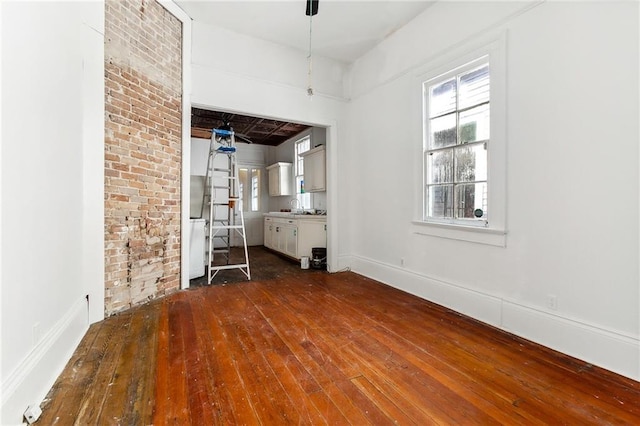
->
[159,0,193,291]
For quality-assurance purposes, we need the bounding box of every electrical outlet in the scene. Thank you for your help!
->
[24,404,42,424]
[546,295,558,311]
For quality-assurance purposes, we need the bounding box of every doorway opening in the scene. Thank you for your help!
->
[186,107,332,287]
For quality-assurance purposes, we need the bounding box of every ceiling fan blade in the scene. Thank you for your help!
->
[306,0,318,16]
[235,133,253,144]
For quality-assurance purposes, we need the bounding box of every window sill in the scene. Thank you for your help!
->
[411,220,507,247]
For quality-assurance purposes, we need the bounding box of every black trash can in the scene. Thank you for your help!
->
[311,247,327,270]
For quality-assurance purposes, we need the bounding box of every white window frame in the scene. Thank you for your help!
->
[413,32,507,247]
[294,136,311,209]
[250,169,260,211]
[238,166,262,213]
[424,57,490,226]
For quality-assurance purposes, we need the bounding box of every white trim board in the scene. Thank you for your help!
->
[0,297,88,425]
[158,0,192,291]
[348,254,640,382]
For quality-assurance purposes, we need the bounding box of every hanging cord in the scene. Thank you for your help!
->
[307,12,314,97]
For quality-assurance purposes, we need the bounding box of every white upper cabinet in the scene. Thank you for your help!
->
[300,145,325,192]
[267,162,292,196]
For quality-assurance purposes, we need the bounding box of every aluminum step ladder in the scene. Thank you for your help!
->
[201,128,251,283]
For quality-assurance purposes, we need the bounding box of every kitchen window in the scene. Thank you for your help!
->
[415,34,507,246]
[238,167,261,212]
[294,136,311,209]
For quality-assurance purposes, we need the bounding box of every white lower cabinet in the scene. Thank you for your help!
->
[264,215,326,260]
[275,225,286,252]
[265,217,297,256]
[283,223,298,258]
[264,217,274,249]
[296,220,326,259]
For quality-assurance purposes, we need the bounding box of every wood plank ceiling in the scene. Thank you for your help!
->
[191,107,311,146]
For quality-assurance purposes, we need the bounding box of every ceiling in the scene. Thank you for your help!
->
[191,108,311,146]
[176,0,435,63]
[181,1,435,145]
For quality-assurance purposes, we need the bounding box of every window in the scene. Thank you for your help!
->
[415,34,507,247]
[424,58,489,226]
[238,167,261,212]
[294,136,311,209]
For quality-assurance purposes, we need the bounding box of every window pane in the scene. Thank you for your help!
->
[455,143,487,183]
[427,149,453,184]
[297,153,305,176]
[459,64,489,110]
[295,137,311,176]
[251,168,260,211]
[296,192,311,209]
[296,175,304,194]
[427,184,453,218]
[429,78,456,117]
[238,168,249,212]
[459,104,490,144]
[429,113,456,149]
[296,176,311,209]
[423,60,491,224]
[455,182,487,219]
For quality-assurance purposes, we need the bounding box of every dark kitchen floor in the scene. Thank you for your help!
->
[190,245,326,287]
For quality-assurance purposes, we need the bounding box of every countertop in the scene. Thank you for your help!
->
[264,212,327,220]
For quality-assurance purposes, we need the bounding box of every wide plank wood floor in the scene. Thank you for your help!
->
[40,271,640,425]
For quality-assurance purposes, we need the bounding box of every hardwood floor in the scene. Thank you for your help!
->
[40,270,640,424]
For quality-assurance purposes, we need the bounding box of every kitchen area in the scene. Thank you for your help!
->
[189,113,328,283]
[264,140,327,269]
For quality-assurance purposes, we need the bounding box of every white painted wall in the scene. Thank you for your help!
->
[343,1,639,380]
[191,20,346,272]
[191,20,348,124]
[191,22,347,100]
[0,1,105,423]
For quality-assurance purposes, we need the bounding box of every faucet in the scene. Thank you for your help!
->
[290,198,300,213]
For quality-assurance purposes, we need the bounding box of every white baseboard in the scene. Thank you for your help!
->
[347,254,640,382]
[1,297,88,425]
[500,301,639,380]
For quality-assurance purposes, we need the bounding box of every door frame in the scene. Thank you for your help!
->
[182,107,339,290]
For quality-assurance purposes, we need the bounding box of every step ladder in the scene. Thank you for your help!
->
[201,128,251,284]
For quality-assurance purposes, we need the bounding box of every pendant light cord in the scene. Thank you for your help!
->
[307,13,314,97]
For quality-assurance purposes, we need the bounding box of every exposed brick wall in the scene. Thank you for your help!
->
[104,0,182,315]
